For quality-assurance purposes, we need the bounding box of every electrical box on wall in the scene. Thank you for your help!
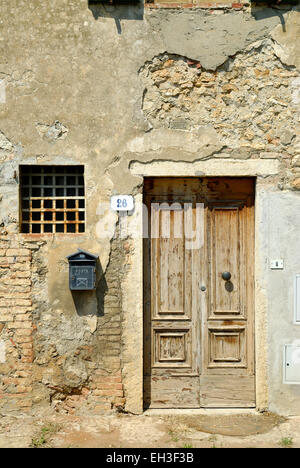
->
[283,345,300,384]
[295,275,300,324]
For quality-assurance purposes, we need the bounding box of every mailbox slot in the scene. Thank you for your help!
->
[67,249,98,291]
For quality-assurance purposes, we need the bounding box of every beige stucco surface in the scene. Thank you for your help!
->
[0,1,299,415]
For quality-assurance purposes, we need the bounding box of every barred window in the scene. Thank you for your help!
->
[20,165,85,234]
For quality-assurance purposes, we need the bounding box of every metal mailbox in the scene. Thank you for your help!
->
[67,249,98,291]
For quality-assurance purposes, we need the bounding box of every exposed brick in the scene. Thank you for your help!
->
[20,356,34,363]
[93,403,112,412]
[7,322,33,329]
[16,314,32,321]
[94,389,124,397]
[97,383,123,390]
[2,377,20,385]
[20,340,34,351]
[0,231,126,416]
[4,279,31,286]
[15,363,32,371]
[10,264,31,271]
[15,257,31,264]
[15,370,30,378]
[113,397,126,407]
[16,399,32,408]
[13,307,32,314]
[6,249,31,257]
[110,376,122,383]
[14,300,32,306]
[16,386,32,394]
[99,330,121,336]
[22,349,34,357]
[0,315,13,321]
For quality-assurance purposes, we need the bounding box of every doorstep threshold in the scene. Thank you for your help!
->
[143,408,258,416]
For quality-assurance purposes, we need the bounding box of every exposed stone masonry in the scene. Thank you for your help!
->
[140,43,300,189]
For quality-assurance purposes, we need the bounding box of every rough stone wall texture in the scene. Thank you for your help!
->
[141,47,298,145]
[140,44,300,190]
[0,1,299,415]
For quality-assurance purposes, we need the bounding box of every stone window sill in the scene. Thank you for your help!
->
[18,233,86,241]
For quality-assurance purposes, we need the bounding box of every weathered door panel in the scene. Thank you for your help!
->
[200,375,255,407]
[144,191,202,408]
[200,196,255,407]
[210,207,242,318]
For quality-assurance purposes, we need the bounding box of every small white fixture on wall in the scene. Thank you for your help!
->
[270,259,284,270]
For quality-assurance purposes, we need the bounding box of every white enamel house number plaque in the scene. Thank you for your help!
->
[110,195,134,212]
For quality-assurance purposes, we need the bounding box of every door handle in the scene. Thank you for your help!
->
[222,271,231,281]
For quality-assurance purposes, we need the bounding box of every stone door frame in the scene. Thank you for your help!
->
[122,159,279,414]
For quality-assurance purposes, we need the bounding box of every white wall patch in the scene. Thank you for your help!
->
[270,259,284,270]
[284,344,300,384]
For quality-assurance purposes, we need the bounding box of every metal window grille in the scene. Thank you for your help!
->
[20,165,85,234]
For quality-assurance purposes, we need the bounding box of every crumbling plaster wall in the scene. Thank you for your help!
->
[0,0,299,414]
[255,187,300,416]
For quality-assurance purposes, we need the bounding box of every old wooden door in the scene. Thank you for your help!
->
[144,178,255,409]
